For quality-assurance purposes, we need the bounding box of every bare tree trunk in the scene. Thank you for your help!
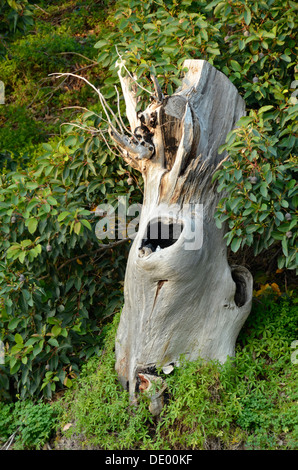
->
[109,59,253,403]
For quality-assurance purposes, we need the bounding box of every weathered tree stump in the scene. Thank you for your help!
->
[109,59,253,402]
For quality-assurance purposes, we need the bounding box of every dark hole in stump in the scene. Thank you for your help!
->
[140,218,184,252]
[231,268,247,307]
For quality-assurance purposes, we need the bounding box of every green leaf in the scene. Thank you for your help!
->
[11,344,23,354]
[65,136,78,147]
[238,39,245,51]
[27,199,39,212]
[246,225,258,234]
[207,46,220,55]
[42,143,53,152]
[231,237,241,253]
[230,60,242,72]
[280,54,291,62]
[42,203,51,213]
[21,239,33,248]
[265,171,273,184]
[14,333,23,345]
[32,340,44,358]
[51,325,62,337]
[10,361,21,375]
[94,40,108,49]
[215,218,222,229]
[48,338,59,348]
[58,211,70,222]
[8,318,21,330]
[47,196,58,205]
[260,185,268,198]
[258,105,274,114]
[26,182,39,190]
[282,237,288,257]
[143,23,156,30]
[18,251,26,263]
[64,378,73,388]
[236,116,253,127]
[74,222,81,235]
[80,219,92,230]
[205,0,222,10]
[244,7,251,25]
[24,337,40,347]
[27,218,38,234]
[6,244,21,256]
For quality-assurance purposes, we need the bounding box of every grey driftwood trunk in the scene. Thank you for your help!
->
[109,59,253,404]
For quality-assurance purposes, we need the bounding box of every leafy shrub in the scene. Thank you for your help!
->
[6,29,98,74]
[0,105,47,154]
[94,0,297,272]
[0,402,16,442]
[0,0,113,155]
[0,150,30,173]
[213,94,297,272]
[0,0,137,402]
[0,0,35,37]
[0,132,134,400]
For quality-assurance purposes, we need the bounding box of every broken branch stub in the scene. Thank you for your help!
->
[109,59,253,400]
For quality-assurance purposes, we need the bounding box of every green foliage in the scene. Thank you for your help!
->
[0,0,35,38]
[0,132,133,400]
[59,313,153,450]
[0,399,58,449]
[0,0,134,401]
[213,105,297,272]
[57,296,298,450]
[94,0,297,271]
[0,105,47,155]
[0,402,16,441]
[95,0,297,104]
[0,0,112,156]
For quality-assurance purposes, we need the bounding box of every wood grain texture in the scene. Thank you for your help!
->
[110,60,253,399]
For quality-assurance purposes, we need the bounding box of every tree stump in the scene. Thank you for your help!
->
[109,59,253,400]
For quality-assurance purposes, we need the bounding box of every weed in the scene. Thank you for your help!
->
[0,399,58,449]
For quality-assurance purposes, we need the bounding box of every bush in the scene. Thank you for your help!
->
[213,105,297,272]
[0,0,138,402]
[0,22,103,156]
[0,0,35,37]
[0,133,134,400]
